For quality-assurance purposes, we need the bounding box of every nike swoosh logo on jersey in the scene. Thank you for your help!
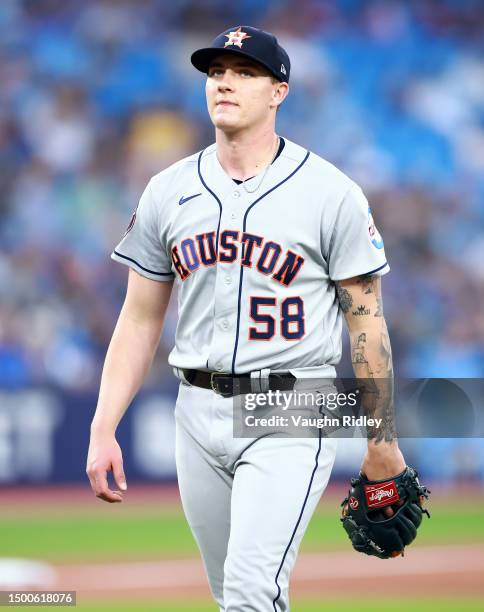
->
[179,193,202,206]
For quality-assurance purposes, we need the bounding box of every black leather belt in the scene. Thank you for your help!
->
[181,369,296,398]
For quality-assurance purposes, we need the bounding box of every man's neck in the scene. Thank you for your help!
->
[215,127,279,182]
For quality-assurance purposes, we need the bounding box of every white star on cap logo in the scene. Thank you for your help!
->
[224,27,252,49]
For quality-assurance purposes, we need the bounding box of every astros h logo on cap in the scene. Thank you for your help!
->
[224,27,252,49]
[191,25,291,83]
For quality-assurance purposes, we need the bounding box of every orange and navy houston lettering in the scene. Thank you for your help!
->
[171,245,190,280]
[181,238,200,272]
[219,230,240,262]
[195,231,217,266]
[256,241,282,275]
[171,231,305,286]
[272,250,305,286]
[241,233,263,267]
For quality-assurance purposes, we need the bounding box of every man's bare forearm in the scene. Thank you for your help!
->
[86,272,172,502]
[336,276,396,444]
[91,306,164,435]
[350,322,396,442]
[91,271,172,436]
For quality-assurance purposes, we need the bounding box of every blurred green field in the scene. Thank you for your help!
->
[84,601,481,612]
[0,496,482,562]
[1,492,483,611]
[8,598,484,612]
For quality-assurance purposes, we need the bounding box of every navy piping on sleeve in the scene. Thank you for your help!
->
[113,250,174,277]
[362,261,388,276]
[231,150,310,374]
[272,431,322,611]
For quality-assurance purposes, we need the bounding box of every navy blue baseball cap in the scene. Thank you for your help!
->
[191,26,290,83]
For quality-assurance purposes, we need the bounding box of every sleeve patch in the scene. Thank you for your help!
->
[368,207,384,249]
[124,211,137,236]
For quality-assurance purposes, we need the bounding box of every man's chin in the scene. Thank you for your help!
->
[213,117,239,129]
[212,115,244,133]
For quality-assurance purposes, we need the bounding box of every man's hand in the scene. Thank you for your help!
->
[86,431,127,503]
[360,441,406,517]
[361,441,406,481]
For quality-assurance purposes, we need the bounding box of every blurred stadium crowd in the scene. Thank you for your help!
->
[0,0,483,390]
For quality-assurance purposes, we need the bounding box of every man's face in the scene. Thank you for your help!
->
[205,54,285,133]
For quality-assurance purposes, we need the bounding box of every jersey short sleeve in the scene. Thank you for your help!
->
[328,183,389,281]
[111,180,174,282]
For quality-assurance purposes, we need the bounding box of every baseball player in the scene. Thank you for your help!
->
[87,26,412,611]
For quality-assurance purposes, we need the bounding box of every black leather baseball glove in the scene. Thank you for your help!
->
[341,466,430,559]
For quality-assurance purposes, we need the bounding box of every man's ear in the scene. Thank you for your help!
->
[271,81,289,110]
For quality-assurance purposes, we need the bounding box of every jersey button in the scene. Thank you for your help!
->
[224,275,232,285]
[221,319,229,331]
[233,191,240,198]
[215,362,224,371]
[230,211,237,220]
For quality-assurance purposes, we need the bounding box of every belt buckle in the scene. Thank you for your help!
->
[210,372,233,398]
[210,372,220,393]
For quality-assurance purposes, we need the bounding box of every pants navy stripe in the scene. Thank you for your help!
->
[272,432,322,611]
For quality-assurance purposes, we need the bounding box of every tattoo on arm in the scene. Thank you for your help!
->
[337,276,382,318]
[352,304,371,316]
[351,332,374,376]
[351,326,396,442]
[356,275,377,294]
[374,297,383,317]
[335,283,353,313]
[379,329,393,371]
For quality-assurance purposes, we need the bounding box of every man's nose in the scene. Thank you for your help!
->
[217,70,235,91]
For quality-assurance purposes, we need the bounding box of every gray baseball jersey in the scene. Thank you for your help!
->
[111,136,389,611]
[112,137,388,375]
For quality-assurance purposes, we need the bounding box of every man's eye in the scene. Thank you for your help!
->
[209,69,223,77]
[240,70,253,77]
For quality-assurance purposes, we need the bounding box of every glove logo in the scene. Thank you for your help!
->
[364,481,400,508]
[349,496,359,510]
